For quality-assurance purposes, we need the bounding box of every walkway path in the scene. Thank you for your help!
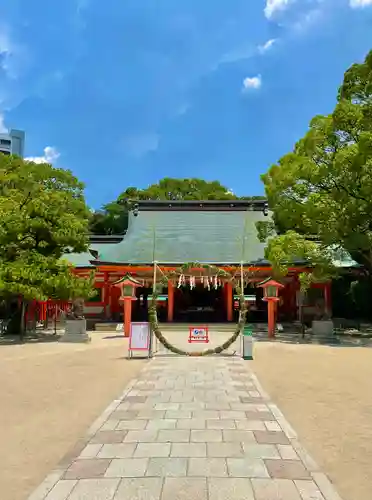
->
[28,356,342,500]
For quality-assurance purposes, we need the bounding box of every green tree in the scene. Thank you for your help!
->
[259,50,372,288]
[90,177,266,234]
[0,154,94,337]
[90,178,239,234]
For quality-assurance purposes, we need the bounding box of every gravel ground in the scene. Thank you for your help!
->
[252,341,372,500]
[0,333,144,500]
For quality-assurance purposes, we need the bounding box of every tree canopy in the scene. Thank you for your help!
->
[0,154,93,308]
[90,177,265,234]
[259,50,372,285]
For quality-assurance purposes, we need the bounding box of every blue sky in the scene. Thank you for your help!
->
[1,0,372,208]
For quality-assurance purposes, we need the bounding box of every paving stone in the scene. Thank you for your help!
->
[68,478,120,500]
[235,420,266,431]
[98,444,136,459]
[294,480,326,500]
[165,410,192,419]
[192,410,219,419]
[249,390,262,398]
[136,409,166,419]
[219,410,246,420]
[254,431,290,445]
[64,459,112,480]
[101,420,120,431]
[189,457,227,477]
[129,403,156,411]
[161,477,208,500]
[230,403,262,411]
[207,442,243,458]
[265,459,311,480]
[181,402,206,410]
[154,403,180,410]
[208,477,255,500]
[58,439,89,469]
[78,444,103,459]
[311,472,343,500]
[277,445,300,460]
[146,457,187,476]
[126,396,149,403]
[205,402,231,410]
[265,421,282,432]
[111,410,139,420]
[146,419,177,430]
[242,443,281,459]
[222,430,256,443]
[255,404,271,412]
[157,429,190,443]
[105,458,148,478]
[44,480,77,500]
[134,443,171,458]
[291,440,319,471]
[116,420,148,431]
[176,419,206,430]
[90,431,127,445]
[226,457,270,478]
[116,403,131,411]
[252,478,302,499]
[124,430,159,443]
[190,429,222,442]
[171,443,207,457]
[170,393,195,403]
[114,478,163,500]
[245,410,275,421]
[206,419,236,430]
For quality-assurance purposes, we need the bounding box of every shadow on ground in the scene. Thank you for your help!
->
[0,332,61,346]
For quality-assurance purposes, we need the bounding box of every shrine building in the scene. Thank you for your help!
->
[62,199,335,335]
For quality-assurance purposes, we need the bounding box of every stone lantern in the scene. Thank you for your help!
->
[258,278,284,338]
[113,274,143,336]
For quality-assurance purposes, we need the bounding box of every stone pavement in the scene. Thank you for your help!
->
[28,356,343,500]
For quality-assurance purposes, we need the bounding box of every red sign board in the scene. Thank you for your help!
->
[188,326,209,344]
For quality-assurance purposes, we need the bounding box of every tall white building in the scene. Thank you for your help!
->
[0,129,25,157]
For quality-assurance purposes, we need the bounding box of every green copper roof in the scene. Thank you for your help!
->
[61,243,111,268]
[96,210,270,265]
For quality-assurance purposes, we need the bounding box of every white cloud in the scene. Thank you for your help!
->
[264,0,295,19]
[350,0,372,7]
[0,113,8,133]
[25,146,60,164]
[242,75,262,91]
[258,39,277,53]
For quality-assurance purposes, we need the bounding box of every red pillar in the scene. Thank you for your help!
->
[226,282,233,321]
[167,281,174,322]
[324,282,332,317]
[123,298,132,337]
[103,271,110,319]
[267,300,276,338]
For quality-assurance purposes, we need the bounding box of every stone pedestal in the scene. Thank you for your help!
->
[312,320,333,336]
[59,319,91,343]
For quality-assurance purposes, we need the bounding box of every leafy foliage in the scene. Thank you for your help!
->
[90,177,266,234]
[260,50,372,284]
[0,154,94,305]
